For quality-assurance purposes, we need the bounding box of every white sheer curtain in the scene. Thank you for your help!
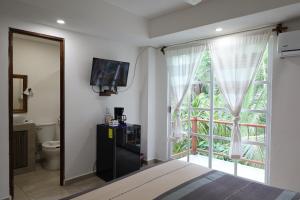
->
[166,44,206,139]
[209,29,271,159]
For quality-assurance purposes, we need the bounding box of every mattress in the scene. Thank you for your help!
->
[64,160,299,200]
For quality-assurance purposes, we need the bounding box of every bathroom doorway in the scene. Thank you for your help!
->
[8,28,65,198]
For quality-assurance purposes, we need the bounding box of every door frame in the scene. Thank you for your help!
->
[8,28,65,196]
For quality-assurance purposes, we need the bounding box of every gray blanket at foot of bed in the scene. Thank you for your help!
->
[155,171,300,200]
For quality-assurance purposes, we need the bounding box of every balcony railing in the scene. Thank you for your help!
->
[172,117,266,168]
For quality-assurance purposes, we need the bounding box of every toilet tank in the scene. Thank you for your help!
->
[36,122,56,144]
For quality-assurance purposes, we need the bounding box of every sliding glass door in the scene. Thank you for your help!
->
[170,45,271,183]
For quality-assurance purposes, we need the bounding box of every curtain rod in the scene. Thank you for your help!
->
[160,24,285,55]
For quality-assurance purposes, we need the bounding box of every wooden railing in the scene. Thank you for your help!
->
[183,117,266,128]
[189,117,266,154]
[174,117,266,168]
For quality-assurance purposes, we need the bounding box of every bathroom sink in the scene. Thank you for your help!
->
[13,114,26,124]
[13,114,34,125]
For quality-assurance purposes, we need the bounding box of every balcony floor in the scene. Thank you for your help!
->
[179,154,265,183]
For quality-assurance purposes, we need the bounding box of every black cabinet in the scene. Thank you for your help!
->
[96,124,141,181]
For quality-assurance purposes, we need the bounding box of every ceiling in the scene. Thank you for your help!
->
[1,0,300,47]
[149,3,300,46]
[102,0,192,19]
[14,0,195,19]
[2,0,149,44]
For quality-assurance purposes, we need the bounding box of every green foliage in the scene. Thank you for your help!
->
[173,136,190,154]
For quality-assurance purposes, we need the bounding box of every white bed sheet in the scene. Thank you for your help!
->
[72,160,211,200]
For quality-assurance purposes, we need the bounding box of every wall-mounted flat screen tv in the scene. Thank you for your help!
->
[90,58,130,87]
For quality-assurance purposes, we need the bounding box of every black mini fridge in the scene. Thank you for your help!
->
[96,124,141,181]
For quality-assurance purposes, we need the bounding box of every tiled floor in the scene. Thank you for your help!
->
[14,165,105,200]
[14,163,157,200]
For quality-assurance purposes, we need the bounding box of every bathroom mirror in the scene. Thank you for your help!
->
[13,74,28,113]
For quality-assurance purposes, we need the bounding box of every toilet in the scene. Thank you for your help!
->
[42,141,60,170]
[36,122,60,170]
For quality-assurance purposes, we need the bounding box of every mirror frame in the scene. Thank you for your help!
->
[12,74,28,113]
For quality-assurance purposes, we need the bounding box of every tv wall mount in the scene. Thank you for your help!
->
[99,86,118,96]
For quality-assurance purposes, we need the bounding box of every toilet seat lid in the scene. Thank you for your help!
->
[42,140,60,149]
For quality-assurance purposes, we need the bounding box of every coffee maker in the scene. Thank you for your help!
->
[114,107,127,125]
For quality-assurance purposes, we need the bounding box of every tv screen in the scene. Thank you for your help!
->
[90,58,130,87]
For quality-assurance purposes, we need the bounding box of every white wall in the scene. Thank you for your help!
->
[270,18,300,192]
[13,37,60,125]
[154,50,168,161]
[139,48,155,161]
[147,48,157,160]
[0,17,10,200]
[0,15,143,199]
[140,49,149,160]
[140,48,168,161]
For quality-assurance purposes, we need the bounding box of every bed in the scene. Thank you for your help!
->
[63,160,300,200]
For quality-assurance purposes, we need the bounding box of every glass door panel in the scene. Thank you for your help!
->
[170,45,270,184]
[237,144,265,183]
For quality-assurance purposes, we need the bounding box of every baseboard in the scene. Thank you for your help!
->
[0,196,11,200]
[142,159,161,165]
[64,171,96,185]
[65,160,161,185]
